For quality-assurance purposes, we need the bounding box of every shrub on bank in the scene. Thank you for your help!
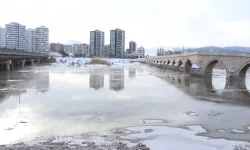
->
[90,57,111,66]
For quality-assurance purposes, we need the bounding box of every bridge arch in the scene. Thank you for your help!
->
[203,58,227,76]
[167,60,170,65]
[178,60,183,68]
[238,61,250,77]
[184,59,192,73]
[172,60,176,66]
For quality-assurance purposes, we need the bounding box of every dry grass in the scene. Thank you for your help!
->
[90,57,111,66]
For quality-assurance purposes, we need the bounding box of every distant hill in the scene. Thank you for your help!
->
[146,46,250,56]
[186,46,250,53]
[146,46,195,56]
[64,40,82,45]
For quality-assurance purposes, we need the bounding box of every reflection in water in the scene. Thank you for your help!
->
[1,66,250,145]
[129,68,136,78]
[155,68,250,105]
[247,70,250,90]
[211,69,227,90]
[89,70,104,90]
[36,72,50,93]
[0,71,50,103]
[109,68,124,91]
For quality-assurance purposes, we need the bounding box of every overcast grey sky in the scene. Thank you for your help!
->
[1,0,250,49]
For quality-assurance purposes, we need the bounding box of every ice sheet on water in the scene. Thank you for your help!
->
[208,111,223,116]
[186,125,207,133]
[185,111,199,116]
[121,125,250,150]
[217,129,227,133]
[143,119,166,124]
[231,129,245,133]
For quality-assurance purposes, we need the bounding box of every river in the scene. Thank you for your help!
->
[0,64,250,149]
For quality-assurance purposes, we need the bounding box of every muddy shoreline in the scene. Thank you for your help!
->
[0,141,149,150]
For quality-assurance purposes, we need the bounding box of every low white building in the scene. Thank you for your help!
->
[104,45,110,58]
[137,46,145,58]
[64,45,74,53]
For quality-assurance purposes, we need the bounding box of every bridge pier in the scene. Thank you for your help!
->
[11,64,14,70]
[15,60,26,69]
[21,62,25,68]
[35,59,40,65]
[0,60,12,71]
[26,59,34,66]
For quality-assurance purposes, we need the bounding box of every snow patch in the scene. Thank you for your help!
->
[53,57,138,68]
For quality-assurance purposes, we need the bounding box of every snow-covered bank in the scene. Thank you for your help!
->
[2,125,249,150]
[52,57,139,68]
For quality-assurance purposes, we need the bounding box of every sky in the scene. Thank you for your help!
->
[1,0,250,52]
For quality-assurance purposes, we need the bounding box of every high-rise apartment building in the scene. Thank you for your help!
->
[5,22,26,50]
[0,27,5,48]
[110,28,125,58]
[36,26,49,53]
[129,41,136,54]
[26,29,36,52]
[90,30,104,57]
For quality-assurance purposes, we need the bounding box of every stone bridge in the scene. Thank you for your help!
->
[0,49,48,71]
[145,52,250,78]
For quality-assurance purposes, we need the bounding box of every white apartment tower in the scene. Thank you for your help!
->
[110,28,125,58]
[0,27,5,48]
[36,26,49,53]
[90,30,104,57]
[26,29,36,52]
[5,22,26,50]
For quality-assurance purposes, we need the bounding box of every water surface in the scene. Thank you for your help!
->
[0,65,250,145]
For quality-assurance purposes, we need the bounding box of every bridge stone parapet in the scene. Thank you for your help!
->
[145,52,250,78]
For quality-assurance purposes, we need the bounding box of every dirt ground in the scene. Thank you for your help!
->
[0,141,150,150]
